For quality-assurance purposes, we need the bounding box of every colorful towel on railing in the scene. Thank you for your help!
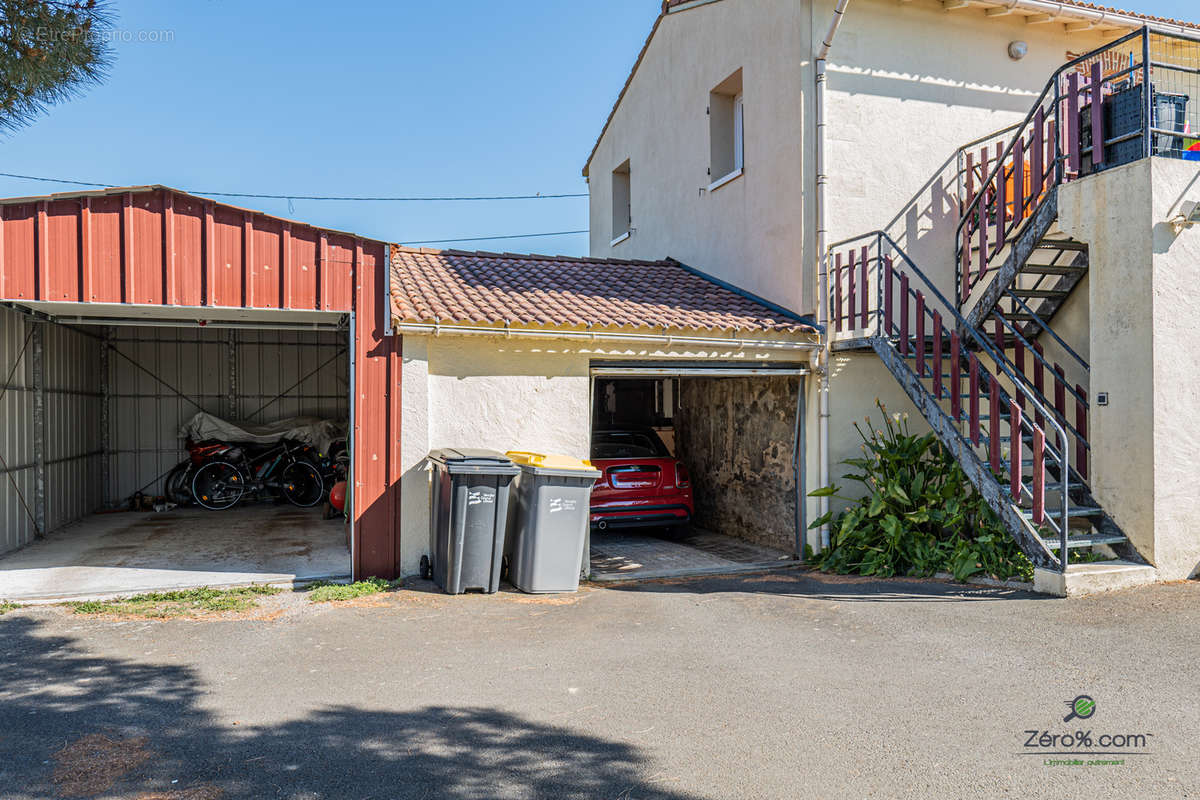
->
[1183,138,1200,162]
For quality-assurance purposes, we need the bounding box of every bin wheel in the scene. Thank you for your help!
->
[420,555,432,580]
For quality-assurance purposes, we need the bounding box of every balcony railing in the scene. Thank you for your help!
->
[955,26,1200,311]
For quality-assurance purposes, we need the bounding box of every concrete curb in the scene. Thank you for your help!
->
[2,573,352,606]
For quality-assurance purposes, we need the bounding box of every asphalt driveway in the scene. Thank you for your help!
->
[1,571,1198,799]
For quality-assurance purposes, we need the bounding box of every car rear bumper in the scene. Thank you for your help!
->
[589,503,692,529]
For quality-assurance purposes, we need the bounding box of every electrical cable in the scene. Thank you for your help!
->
[0,171,586,201]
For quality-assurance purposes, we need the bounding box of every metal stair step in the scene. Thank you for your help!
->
[1021,264,1086,275]
[1010,288,1068,299]
[1037,534,1127,550]
[1022,506,1103,520]
[1035,239,1087,251]
[1013,478,1085,490]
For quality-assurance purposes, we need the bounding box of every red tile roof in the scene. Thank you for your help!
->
[389,248,816,335]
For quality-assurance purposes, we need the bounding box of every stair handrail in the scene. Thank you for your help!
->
[988,308,1091,463]
[1001,290,1089,372]
[954,121,1022,210]
[954,26,1150,308]
[830,229,1073,567]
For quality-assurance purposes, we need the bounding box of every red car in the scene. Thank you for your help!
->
[589,428,693,530]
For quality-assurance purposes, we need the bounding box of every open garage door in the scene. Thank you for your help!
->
[0,186,402,595]
[588,362,807,582]
[0,304,353,601]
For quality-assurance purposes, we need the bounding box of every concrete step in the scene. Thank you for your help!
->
[1033,560,1157,597]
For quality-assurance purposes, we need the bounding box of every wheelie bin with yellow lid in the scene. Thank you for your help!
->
[504,452,601,593]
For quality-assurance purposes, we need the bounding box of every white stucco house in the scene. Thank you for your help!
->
[578,0,1200,593]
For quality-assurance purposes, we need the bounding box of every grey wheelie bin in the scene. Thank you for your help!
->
[423,448,520,594]
[504,452,602,593]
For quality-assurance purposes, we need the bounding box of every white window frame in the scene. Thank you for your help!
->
[733,93,744,172]
[611,160,632,245]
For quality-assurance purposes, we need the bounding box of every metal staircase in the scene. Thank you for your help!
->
[822,29,1193,575]
[829,232,1136,573]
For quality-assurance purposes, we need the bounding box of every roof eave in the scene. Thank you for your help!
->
[581,0,1198,177]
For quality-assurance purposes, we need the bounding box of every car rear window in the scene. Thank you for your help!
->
[592,431,668,459]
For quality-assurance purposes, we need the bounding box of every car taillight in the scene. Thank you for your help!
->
[675,463,690,488]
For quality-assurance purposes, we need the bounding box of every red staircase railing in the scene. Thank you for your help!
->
[986,309,1091,479]
[830,231,1073,570]
[955,26,1167,310]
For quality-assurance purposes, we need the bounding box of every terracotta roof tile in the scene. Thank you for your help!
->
[389,248,816,335]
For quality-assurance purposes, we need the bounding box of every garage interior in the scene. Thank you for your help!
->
[587,365,805,581]
[0,305,351,601]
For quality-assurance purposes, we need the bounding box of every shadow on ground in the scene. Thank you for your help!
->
[598,568,1049,603]
[0,616,706,800]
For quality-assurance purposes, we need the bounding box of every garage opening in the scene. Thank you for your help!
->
[587,363,806,581]
[0,306,352,600]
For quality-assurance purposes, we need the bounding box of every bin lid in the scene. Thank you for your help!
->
[506,451,600,477]
[428,448,520,474]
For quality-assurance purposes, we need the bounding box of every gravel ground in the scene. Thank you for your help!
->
[1,570,1197,799]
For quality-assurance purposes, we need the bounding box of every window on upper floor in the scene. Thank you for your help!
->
[611,159,631,244]
[709,69,744,190]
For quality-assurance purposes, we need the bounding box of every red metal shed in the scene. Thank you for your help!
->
[0,186,401,581]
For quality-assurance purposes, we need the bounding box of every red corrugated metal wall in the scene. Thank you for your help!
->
[352,241,403,579]
[0,187,358,311]
[0,187,402,578]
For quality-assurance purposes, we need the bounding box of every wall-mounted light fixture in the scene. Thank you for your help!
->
[1168,200,1200,233]
[1008,41,1028,60]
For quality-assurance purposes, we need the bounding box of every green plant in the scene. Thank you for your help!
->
[0,600,19,615]
[305,577,399,603]
[0,0,115,131]
[809,401,1033,583]
[68,585,282,617]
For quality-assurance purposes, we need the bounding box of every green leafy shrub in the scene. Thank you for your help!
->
[809,402,1032,583]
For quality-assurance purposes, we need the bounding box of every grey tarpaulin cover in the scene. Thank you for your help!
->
[179,412,346,456]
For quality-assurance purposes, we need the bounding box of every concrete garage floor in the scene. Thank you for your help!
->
[2,572,1198,799]
[0,505,349,601]
[590,527,795,581]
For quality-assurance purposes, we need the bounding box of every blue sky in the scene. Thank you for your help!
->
[0,0,1194,256]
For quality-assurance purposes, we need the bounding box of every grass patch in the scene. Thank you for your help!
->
[306,577,399,603]
[0,601,20,615]
[69,585,282,618]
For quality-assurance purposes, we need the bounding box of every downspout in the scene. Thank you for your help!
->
[814,0,852,550]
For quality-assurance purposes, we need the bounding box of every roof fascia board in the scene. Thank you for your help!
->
[1003,0,1198,36]
[392,320,819,348]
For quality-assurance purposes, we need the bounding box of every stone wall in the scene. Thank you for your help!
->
[674,376,800,553]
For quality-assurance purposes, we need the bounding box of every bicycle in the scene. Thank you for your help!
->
[191,439,324,511]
